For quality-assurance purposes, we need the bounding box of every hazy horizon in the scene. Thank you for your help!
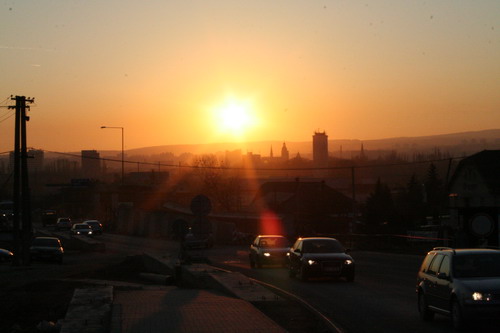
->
[38,128,500,157]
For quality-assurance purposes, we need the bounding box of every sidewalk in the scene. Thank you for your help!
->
[111,286,287,333]
[107,252,288,333]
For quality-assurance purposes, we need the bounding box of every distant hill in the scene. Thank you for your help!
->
[97,129,500,159]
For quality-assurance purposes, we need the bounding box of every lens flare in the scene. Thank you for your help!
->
[259,210,284,235]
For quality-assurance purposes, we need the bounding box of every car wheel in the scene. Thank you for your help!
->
[418,292,434,321]
[451,299,467,330]
[298,265,308,281]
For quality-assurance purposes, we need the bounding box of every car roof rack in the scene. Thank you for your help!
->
[432,247,455,252]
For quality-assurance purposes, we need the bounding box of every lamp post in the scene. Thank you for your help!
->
[101,126,124,184]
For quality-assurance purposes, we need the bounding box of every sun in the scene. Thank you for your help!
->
[214,98,256,135]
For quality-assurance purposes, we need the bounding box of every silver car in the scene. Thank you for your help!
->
[249,235,290,268]
[71,223,93,236]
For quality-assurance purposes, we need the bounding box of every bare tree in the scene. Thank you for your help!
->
[191,154,241,212]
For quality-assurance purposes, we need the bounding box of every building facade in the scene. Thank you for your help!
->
[448,150,500,248]
[81,150,101,179]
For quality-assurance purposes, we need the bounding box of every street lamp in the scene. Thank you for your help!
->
[101,126,124,184]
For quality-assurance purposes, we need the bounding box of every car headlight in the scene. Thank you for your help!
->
[89,231,93,235]
[307,260,317,265]
[76,231,80,234]
[263,252,271,257]
[472,292,492,301]
[345,259,353,265]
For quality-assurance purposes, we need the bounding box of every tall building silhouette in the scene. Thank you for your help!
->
[281,142,289,161]
[313,131,328,168]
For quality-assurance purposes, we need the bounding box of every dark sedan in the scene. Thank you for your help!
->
[288,237,355,282]
[29,237,64,264]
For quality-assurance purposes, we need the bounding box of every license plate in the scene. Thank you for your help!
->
[324,266,340,272]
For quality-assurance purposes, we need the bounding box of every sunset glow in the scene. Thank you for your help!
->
[0,1,499,152]
[213,98,257,137]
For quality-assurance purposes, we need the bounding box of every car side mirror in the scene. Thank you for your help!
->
[437,272,449,280]
[345,248,351,254]
[294,248,301,254]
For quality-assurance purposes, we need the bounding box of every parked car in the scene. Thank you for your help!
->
[83,220,103,235]
[71,223,93,236]
[0,248,13,262]
[56,217,72,231]
[249,235,290,268]
[416,247,500,330]
[29,237,64,264]
[288,237,355,282]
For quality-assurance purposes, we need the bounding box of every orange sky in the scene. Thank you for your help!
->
[1,1,499,152]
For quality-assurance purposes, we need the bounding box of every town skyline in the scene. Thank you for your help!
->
[21,128,500,159]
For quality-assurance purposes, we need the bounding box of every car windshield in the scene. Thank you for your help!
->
[259,237,289,248]
[33,238,59,247]
[453,253,500,278]
[86,222,99,227]
[75,225,90,229]
[302,239,343,253]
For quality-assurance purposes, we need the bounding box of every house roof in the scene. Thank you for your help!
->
[449,150,500,195]
[252,181,354,213]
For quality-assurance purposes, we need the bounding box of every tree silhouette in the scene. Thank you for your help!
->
[424,163,445,222]
[396,173,426,230]
[362,178,395,233]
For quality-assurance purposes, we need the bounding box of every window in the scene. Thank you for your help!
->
[294,240,303,252]
[420,253,435,273]
[427,254,444,275]
[438,255,450,277]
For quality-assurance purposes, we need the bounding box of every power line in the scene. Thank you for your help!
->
[35,148,465,172]
[0,111,15,124]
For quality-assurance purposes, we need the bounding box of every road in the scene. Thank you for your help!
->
[206,245,460,333]
[4,230,463,333]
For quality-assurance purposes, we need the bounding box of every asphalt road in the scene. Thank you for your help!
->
[6,230,488,333]
[206,245,463,333]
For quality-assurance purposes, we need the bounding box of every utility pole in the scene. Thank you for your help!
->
[9,95,34,266]
[350,166,357,244]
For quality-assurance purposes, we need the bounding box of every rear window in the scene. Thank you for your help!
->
[438,255,450,277]
[427,254,444,275]
[33,238,60,247]
[420,253,435,273]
